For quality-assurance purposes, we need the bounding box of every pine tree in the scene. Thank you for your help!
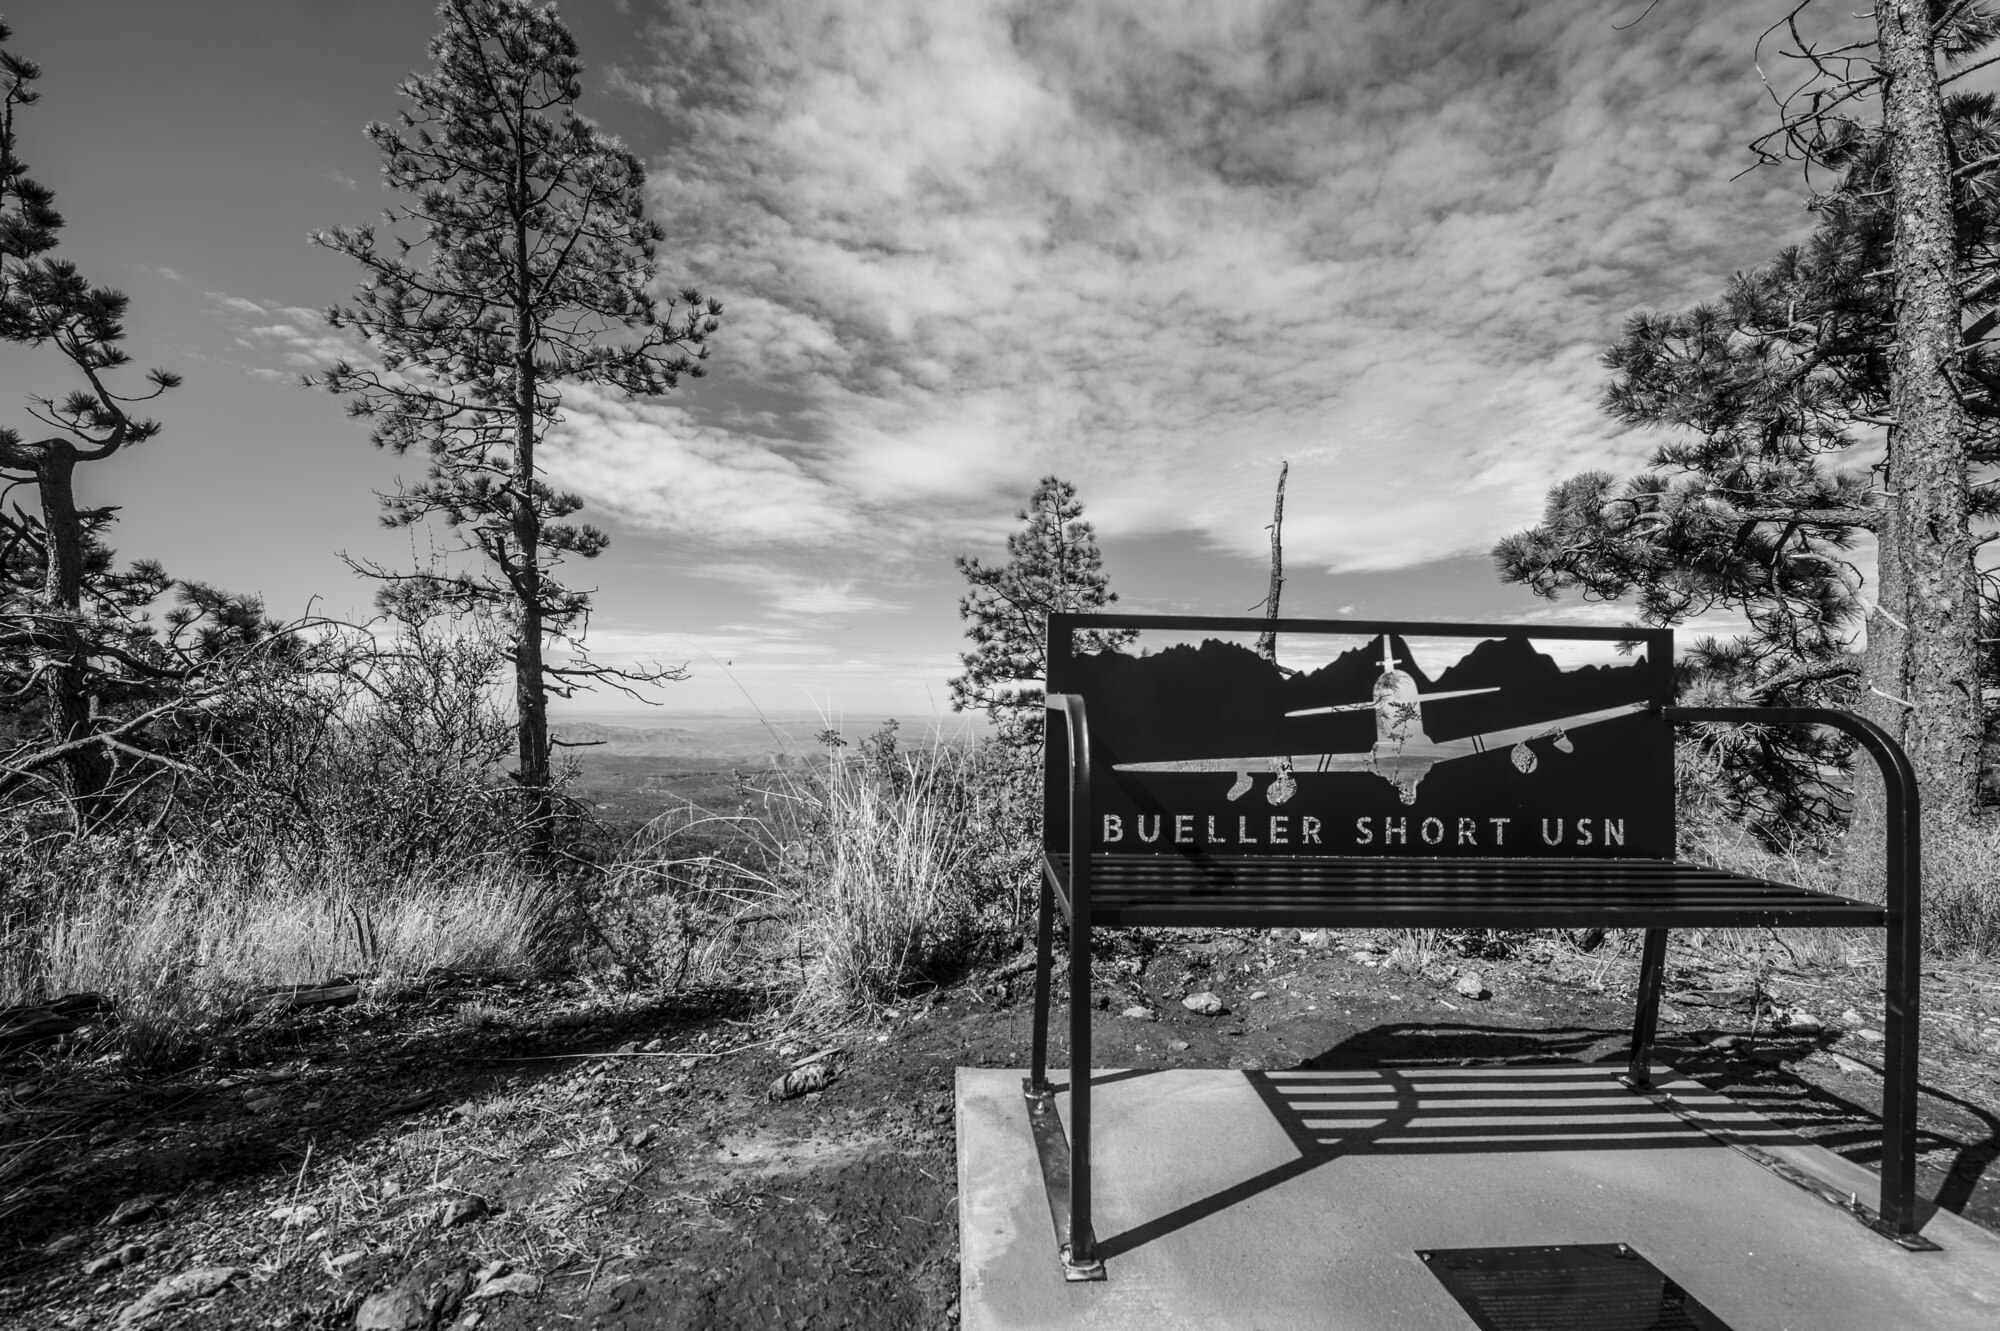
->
[1498,2,2000,840]
[0,20,201,817]
[949,476,1133,747]
[309,0,721,855]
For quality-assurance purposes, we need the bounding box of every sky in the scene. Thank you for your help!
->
[0,0,1868,722]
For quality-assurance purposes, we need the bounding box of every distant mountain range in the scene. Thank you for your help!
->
[552,723,709,752]
[548,714,983,761]
[550,720,808,761]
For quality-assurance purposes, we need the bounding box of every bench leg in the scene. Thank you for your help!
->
[1626,928,1668,1087]
[1065,899,1102,1277]
[1021,866,1105,1279]
[1029,875,1054,1094]
[1878,911,1920,1238]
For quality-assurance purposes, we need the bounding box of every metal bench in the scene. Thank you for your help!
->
[1027,613,1924,1280]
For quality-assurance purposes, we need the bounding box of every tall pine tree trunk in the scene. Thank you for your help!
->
[1850,0,1983,887]
[512,214,553,862]
[36,448,111,815]
[511,428,552,859]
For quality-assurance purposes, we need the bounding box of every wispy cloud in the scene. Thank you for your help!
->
[639,555,911,622]
[548,384,865,545]
[763,582,906,618]
[206,293,266,318]
[203,292,358,382]
[592,0,1809,574]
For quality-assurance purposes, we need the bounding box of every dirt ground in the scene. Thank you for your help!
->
[2,928,1996,1330]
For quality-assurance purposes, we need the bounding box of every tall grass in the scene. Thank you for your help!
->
[593,725,1038,1024]
[772,732,1035,1020]
[591,804,788,993]
[780,744,981,1019]
[1917,815,2000,958]
[1673,816,1861,968]
[1,857,567,1065]
[0,606,581,1065]
[0,708,1038,1064]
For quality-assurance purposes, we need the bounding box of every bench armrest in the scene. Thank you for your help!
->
[1045,692,1092,918]
[1664,704,1924,1239]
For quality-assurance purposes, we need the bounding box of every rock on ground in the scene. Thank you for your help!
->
[354,1282,429,1331]
[115,1266,242,1326]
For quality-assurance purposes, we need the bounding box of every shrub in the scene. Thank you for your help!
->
[590,801,786,991]
[0,604,578,1066]
[156,609,522,881]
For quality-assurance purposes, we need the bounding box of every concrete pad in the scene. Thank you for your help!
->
[958,1063,2000,1331]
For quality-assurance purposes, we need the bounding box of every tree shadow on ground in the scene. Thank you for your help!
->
[0,977,769,1287]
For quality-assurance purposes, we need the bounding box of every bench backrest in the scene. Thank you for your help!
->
[1045,614,1676,861]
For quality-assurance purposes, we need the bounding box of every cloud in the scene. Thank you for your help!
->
[589,0,1815,573]
[549,385,865,545]
[206,293,267,318]
[203,292,356,376]
[764,582,906,618]
[642,555,911,621]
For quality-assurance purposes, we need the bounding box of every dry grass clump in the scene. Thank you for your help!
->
[1,858,567,1065]
[1,721,1035,1064]
[769,732,1036,1022]
[1917,815,2000,958]
[594,725,1036,1024]
[777,746,977,1020]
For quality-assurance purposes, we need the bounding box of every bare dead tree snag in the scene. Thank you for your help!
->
[1255,461,1288,665]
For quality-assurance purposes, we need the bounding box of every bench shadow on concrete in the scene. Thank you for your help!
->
[1092,1021,1935,1262]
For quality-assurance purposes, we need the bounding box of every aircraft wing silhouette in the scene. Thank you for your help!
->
[1411,702,1651,763]
[1286,685,1498,717]
[1113,753,1374,774]
[1111,703,1649,775]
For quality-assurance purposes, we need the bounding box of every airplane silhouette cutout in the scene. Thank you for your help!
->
[1112,635,1647,806]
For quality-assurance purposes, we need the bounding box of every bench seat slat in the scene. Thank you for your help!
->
[1045,854,1886,929]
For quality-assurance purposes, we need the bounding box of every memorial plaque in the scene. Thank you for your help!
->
[1047,618,1675,860]
[1417,1243,1733,1331]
